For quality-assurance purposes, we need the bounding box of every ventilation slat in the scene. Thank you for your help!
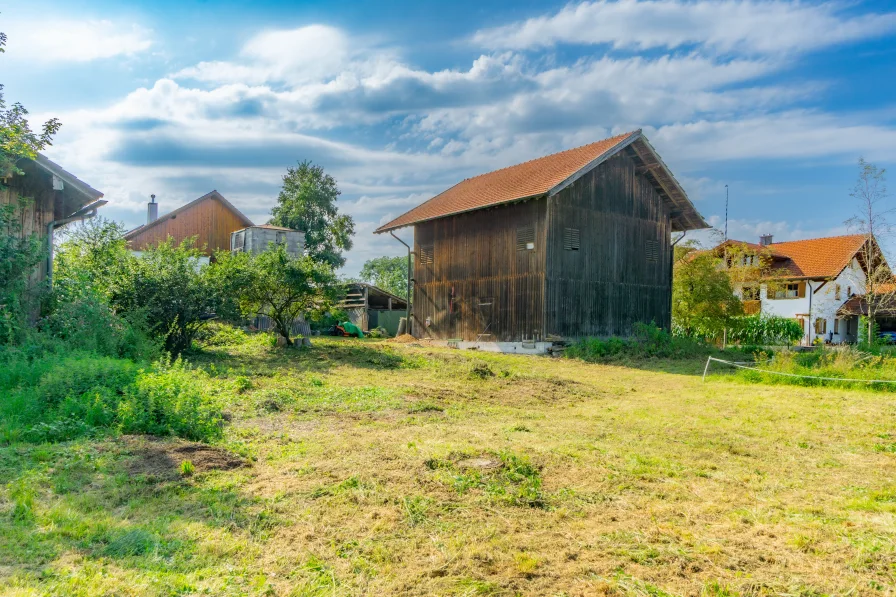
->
[419,244,434,265]
[517,226,535,251]
[563,227,580,251]
[645,239,659,263]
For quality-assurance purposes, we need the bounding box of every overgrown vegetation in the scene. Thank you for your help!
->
[734,345,896,391]
[3,333,894,595]
[565,322,717,361]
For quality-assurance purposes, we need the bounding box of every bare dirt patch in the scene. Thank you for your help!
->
[119,435,247,479]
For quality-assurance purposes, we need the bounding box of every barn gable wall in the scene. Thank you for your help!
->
[544,152,672,337]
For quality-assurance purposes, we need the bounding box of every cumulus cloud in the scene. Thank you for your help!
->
[30,5,896,274]
[472,0,896,54]
[3,18,152,62]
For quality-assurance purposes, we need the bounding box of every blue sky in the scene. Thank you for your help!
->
[4,0,896,275]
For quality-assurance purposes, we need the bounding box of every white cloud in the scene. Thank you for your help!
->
[473,0,896,54]
[4,18,152,62]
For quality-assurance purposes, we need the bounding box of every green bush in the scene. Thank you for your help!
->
[193,321,250,348]
[0,351,224,444]
[119,359,223,441]
[565,322,710,361]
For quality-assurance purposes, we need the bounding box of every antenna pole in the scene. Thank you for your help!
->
[724,184,729,241]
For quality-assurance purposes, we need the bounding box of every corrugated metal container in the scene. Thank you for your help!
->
[231,226,305,257]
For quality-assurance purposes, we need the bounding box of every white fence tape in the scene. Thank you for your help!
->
[702,356,896,385]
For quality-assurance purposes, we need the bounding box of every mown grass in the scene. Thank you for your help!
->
[2,333,895,595]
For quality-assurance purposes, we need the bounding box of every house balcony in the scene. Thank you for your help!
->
[743,300,761,315]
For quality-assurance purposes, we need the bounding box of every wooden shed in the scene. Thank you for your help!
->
[1,153,104,282]
[339,283,409,336]
[125,190,252,256]
[375,130,708,345]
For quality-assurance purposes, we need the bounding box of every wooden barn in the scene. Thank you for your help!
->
[125,190,253,256]
[375,130,708,347]
[1,153,105,283]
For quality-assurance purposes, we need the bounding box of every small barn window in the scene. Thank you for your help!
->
[563,228,580,251]
[419,244,434,265]
[645,240,659,263]
[517,226,535,251]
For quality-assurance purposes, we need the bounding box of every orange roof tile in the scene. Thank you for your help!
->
[375,131,707,233]
[718,234,869,279]
[767,234,867,278]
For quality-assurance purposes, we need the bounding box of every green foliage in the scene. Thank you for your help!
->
[0,198,45,344]
[566,322,711,361]
[110,238,222,356]
[269,160,355,268]
[737,346,896,391]
[359,255,409,298]
[727,314,803,346]
[213,244,338,345]
[179,460,195,477]
[0,350,224,444]
[858,316,883,349]
[0,29,61,178]
[193,321,250,348]
[673,251,743,340]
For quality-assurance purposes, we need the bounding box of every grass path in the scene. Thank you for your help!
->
[2,337,895,596]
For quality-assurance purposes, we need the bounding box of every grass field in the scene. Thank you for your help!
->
[2,335,895,596]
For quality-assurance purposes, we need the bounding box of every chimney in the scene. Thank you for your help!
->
[759,234,773,247]
[147,194,158,224]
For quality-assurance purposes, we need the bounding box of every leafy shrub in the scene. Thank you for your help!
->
[0,198,46,345]
[727,315,803,345]
[193,321,250,348]
[566,322,710,361]
[119,359,223,441]
[0,351,224,444]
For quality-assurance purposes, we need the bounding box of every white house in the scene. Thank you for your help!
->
[712,234,880,345]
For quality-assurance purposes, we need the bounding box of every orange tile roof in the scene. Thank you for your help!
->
[719,234,868,279]
[376,130,711,233]
[767,234,867,278]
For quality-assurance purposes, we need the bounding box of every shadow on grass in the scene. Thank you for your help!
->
[0,438,272,581]
[561,348,751,377]
[187,336,410,376]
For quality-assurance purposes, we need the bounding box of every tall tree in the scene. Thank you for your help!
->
[270,161,355,268]
[845,158,894,345]
[359,255,409,298]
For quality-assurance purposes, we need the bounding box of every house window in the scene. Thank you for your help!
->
[742,254,757,267]
[835,284,841,300]
[517,226,535,251]
[563,228,580,251]
[814,318,827,334]
[847,286,852,297]
[419,244,434,265]
[276,231,287,245]
[645,240,659,263]
[775,283,800,299]
[834,319,840,334]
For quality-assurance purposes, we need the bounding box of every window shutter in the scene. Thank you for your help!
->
[419,244,434,265]
[797,281,806,298]
[645,240,659,263]
[563,228,580,251]
[517,226,535,251]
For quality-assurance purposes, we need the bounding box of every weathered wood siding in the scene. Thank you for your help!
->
[128,197,246,255]
[544,152,672,337]
[1,160,86,280]
[413,200,547,341]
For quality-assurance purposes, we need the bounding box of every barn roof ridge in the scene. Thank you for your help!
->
[374,129,707,234]
[124,190,254,239]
